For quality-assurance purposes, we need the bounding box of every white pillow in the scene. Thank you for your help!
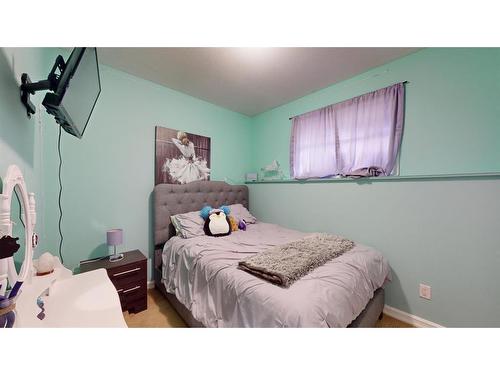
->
[228,204,257,224]
[171,210,205,239]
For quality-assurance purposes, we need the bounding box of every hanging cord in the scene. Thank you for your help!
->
[57,126,64,264]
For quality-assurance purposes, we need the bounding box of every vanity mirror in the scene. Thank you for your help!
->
[0,165,37,327]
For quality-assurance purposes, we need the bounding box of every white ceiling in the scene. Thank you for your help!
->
[98,48,419,116]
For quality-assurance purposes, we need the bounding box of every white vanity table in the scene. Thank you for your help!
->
[1,165,126,328]
[15,265,126,328]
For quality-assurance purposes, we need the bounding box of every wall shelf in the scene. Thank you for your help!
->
[245,171,500,184]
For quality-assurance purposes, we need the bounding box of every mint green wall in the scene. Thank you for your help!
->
[248,48,500,327]
[1,48,44,196]
[41,61,252,276]
[0,48,60,259]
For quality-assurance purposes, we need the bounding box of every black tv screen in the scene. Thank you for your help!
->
[42,48,101,138]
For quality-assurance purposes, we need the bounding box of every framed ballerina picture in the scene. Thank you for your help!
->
[155,126,211,185]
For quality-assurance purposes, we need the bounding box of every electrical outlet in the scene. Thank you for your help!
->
[419,284,432,300]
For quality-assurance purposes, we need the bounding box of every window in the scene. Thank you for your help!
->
[290,82,405,179]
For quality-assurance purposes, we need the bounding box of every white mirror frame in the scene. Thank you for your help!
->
[0,165,36,296]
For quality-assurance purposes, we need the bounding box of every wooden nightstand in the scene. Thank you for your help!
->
[79,249,147,313]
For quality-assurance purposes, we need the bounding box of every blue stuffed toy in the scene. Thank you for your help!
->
[200,205,232,237]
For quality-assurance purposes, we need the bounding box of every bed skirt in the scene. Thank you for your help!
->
[153,262,384,328]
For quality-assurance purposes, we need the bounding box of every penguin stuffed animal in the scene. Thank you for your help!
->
[200,205,232,237]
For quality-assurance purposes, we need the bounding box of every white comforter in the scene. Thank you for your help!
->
[162,222,390,327]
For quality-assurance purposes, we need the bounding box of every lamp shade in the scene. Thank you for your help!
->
[106,229,123,246]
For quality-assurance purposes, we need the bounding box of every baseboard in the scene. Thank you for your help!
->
[383,305,444,328]
[147,280,155,289]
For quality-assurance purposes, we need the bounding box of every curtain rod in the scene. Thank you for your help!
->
[288,81,409,120]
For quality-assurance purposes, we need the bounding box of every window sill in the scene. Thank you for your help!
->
[245,172,500,184]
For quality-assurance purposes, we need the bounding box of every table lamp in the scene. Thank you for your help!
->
[107,229,124,262]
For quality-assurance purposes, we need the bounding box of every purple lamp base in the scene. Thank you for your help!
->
[110,253,124,262]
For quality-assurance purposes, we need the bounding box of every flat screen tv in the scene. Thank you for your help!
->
[42,48,101,138]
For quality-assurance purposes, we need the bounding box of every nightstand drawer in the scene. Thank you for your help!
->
[107,260,146,283]
[117,279,147,313]
[125,295,147,313]
[113,273,146,291]
[117,282,145,298]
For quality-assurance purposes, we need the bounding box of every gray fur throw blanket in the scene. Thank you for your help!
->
[238,233,354,287]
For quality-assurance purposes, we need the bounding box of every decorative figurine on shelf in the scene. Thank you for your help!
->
[260,160,284,181]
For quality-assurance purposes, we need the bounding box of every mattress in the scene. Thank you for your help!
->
[162,222,390,328]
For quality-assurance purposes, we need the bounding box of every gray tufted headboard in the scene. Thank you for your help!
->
[154,181,249,247]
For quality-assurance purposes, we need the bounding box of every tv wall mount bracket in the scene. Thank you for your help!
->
[20,55,66,118]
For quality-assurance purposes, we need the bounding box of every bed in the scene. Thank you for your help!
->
[153,181,389,327]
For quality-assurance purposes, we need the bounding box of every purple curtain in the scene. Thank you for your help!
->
[290,82,405,179]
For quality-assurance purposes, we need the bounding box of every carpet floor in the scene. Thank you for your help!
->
[124,289,414,328]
